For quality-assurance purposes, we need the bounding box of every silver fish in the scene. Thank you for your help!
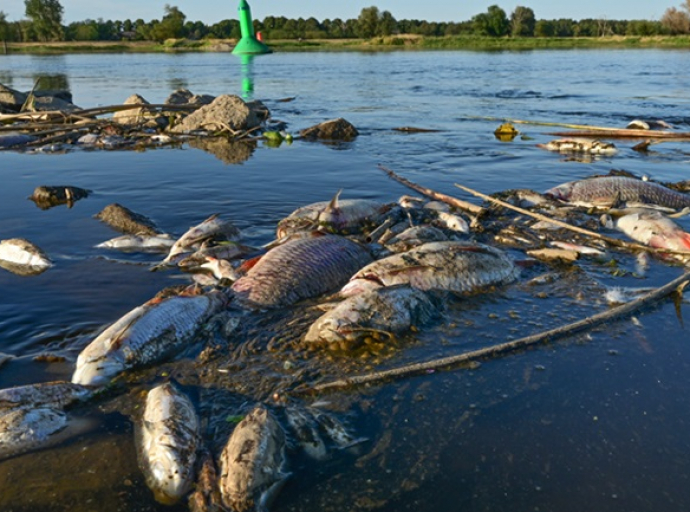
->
[538,138,617,155]
[615,210,690,252]
[0,238,52,269]
[284,406,328,460]
[0,381,92,410]
[161,214,241,266]
[177,241,258,269]
[219,405,289,512]
[0,407,66,459]
[384,225,449,253]
[95,234,175,252]
[139,381,200,505]
[72,290,228,386]
[341,241,519,297]
[546,176,690,209]
[199,257,240,282]
[304,285,438,350]
[231,234,372,308]
[276,191,383,238]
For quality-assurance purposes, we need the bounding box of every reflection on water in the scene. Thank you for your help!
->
[33,73,70,92]
[187,136,256,164]
[239,53,255,100]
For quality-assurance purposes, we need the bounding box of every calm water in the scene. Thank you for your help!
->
[1,49,690,512]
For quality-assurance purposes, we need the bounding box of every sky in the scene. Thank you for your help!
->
[1,0,674,24]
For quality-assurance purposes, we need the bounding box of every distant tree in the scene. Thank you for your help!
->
[0,11,9,42]
[534,19,554,37]
[357,6,380,38]
[661,6,690,34]
[472,5,509,36]
[510,6,535,36]
[152,4,186,41]
[379,10,398,36]
[24,0,64,41]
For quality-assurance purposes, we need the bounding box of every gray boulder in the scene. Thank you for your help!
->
[29,95,81,113]
[169,94,266,133]
[0,84,28,112]
[112,94,151,125]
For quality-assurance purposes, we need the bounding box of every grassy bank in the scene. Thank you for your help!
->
[4,35,690,54]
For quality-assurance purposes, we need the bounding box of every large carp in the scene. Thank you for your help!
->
[546,176,690,209]
[231,234,372,308]
[341,241,519,296]
[614,210,690,252]
[219,405,289,512]
[138,381,200,504]
[72,290,228,386]
[0,238,52,270]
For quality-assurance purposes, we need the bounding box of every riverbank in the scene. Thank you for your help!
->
[4,34,690,54]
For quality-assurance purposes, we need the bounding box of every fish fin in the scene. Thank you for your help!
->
[324,189,342,212]
[203,213,220,223]
[239,255,263,272]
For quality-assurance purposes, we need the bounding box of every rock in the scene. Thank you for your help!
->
[169,94,265,133]
[165,89,194,105]
[0,84,27,111]
[29,185,91,210]
[112,94,151,125]
[95,203,160,236]
[33,90,74,104]
[28,95,81,113]
[299,118,359,141]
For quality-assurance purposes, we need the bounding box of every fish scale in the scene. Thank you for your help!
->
[341,241,519,296]
[546,176,690,209]
[231,234,373,308]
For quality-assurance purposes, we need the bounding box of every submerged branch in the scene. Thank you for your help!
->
[303,270,690,394]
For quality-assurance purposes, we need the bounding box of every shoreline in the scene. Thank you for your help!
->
[3,35,690,54]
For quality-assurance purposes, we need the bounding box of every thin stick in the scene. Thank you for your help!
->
[453,182,690,257]
[464,115,682,135]
[303,270,690,394]
[548,130,690,139]
[378,164,484,215]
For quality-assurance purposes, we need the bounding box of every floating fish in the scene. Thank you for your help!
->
[538,138,617,155]
[231,234,372,309]
[177,241,259,269]
[304,285,439,351]
[95,234,175,252]
[341,241,519,297]
[311,409,366,450]
[0,238,52,271]
[160,214,241,267]
[139,381,200,505]
[0,407,67,459]
[219,405,289,512]
[615,210,690,252]
[626,119,673,130]
[545,176,690,209]
[72,290,228,386]
[276,191,384,238]
[199,256,240,282]
[28,185,91,209]
[283,406,328,460]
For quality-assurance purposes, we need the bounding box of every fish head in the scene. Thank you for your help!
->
[339,278,382,297]
[146,454,193,504]
[71,355,125,387]
[544,182,575,202]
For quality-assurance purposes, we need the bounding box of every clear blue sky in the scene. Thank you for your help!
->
[1,0,673,24]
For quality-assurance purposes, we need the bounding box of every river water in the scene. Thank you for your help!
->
[1,49,690,511]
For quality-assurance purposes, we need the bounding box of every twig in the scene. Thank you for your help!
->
[453,182,690,257]
[303,269,690,394]
[378,164,484,215]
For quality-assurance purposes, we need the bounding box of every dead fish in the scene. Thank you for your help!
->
[231,234,372,309]
[304,285,439,350]
[0,381,92,410]
[538,138,617,155]
[72,290,228,386]
[626,119,673,130]
[545,176,690,209]
[199,257,240,282]
[311,409,366,450]
[0,238,52,270]
[160,214,241,267]
[139,381,200,505]
[95,234,175,252]
[28,185,90,209]
[283,406,328,460]
[604,286,657,305]
[434,211,469,234]
[188,449,225,512]
[384,225,449,252]
[549,241,607,257]
[0,407,66,459]
[95,203,161,236]
[397,195,425,209]
[276,191,384,238]
[177,242,259,269]
[341,241,519,297]
[615,210,690,252]
[219,405,289,512]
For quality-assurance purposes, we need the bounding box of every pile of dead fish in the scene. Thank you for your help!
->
[3,171,690,511]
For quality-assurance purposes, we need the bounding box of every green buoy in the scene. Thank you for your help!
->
[232,0,272,55]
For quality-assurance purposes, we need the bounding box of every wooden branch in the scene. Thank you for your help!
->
[453,182,690,257]
[378,164,484,215]
[303,269,690,394]
[548,130,690,139]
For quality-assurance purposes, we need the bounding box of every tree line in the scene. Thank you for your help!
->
[2,1,690,43]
